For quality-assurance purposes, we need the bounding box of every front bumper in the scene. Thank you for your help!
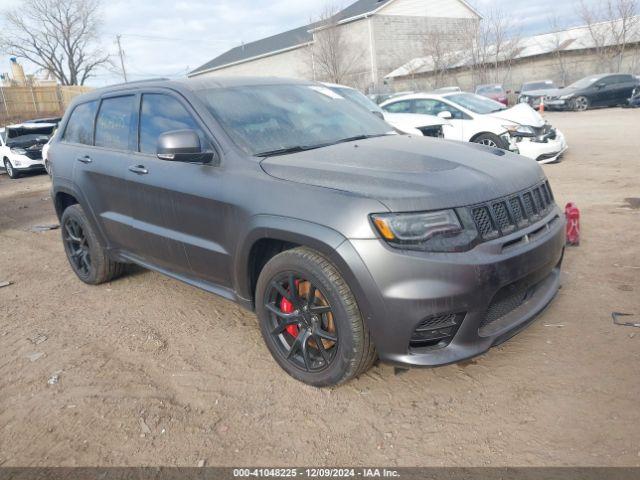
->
[544,99,570,110]
[340,208,566,367]
[517,130,568,164]
[11,154,45,171]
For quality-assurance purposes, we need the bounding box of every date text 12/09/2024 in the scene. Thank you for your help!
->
[233,469,400,478]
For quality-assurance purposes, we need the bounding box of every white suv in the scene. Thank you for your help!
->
[1,122,56,179]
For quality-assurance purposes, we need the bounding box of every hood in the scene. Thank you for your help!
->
[521,87,563,97]
[260,135,545,212]
[486,103,545,128]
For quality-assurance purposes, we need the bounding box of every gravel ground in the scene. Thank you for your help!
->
[0,108,639,467]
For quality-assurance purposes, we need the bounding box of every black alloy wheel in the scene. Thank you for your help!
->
[63,217,92,277]
[265,273,338,373]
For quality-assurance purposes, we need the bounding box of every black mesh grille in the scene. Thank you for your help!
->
[24,150,42,160]
[480,285,533,329]
[493,202,511,231]
[509,197,524,224]
[410,313,462,350]
[522,192,536,217]
[470,183,556,241]
[473,207,494,236]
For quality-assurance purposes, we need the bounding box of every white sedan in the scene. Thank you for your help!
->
[381,92,568,164]
[322,83,449,138]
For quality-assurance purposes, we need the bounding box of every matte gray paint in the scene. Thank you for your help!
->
[50,76,565,367]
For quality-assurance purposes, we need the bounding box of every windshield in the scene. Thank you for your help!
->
[196,84,392,156]
[327,86,385,116]
[567,76,601,89]
[446,93,507,114]
[476,85,504,95]
[522,81,556,91]
[6,126,55,146]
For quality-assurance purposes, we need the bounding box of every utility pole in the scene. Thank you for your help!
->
[116,35,128,82]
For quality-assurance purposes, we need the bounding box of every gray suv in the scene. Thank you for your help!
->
[49,78,565,387]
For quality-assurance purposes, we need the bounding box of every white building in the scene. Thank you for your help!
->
[188,0,481,91]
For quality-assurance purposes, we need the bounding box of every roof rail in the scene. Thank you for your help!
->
[105,78,171,88]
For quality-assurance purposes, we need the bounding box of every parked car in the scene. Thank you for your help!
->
[475,84,509,106]
[49,77,565,387]
[42,129,57,176]
[432,86,462,94]
[323,83,447,137]
[517,80,558,108]
[625,85,640,108]
[381,92,568,164]
[545,73,640,111]
[1,122,56,179]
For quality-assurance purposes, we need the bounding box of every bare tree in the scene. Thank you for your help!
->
[421,28,462,89]
[0,0,110,85]
[578,0,640,72]
[546,14,572,86]
[462,7,522,86]
[306,4,366,87]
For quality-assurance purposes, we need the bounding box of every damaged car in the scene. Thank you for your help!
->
[517,80,558,109]
[1,122,56,179]
[324,82,447,137]
[381,92,568,164]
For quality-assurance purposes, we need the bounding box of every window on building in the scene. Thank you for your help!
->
[63,101,98,145]
[95,96,134,150]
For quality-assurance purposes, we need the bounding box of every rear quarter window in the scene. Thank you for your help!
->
[95,96,135,150]
[63,101,98,145]
[384,100,412,113]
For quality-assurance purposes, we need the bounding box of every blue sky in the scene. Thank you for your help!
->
[1,0,602,86]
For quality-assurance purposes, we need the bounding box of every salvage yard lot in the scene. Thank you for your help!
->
[0,108,639,467]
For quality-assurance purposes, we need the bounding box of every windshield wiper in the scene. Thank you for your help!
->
[254,145,322,157]
[333,133,389,144]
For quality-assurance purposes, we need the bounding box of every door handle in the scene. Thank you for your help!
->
[76,155,92,164]
[128,165,149,175]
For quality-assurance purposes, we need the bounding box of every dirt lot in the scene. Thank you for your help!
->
[0,108,639,467]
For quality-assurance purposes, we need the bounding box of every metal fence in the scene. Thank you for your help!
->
[0,85,92,125]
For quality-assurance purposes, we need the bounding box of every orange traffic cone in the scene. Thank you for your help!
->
[539,97,545,114]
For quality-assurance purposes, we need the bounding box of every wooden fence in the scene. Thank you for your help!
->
[0,85,92,125]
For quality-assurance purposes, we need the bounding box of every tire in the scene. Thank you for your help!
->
[571,96,590,112]
[4,159,20,179]
[255,247,376,387]
[60,204,126,285]
[472,133,508,150]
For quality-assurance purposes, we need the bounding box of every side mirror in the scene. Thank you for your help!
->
[157,129,212,164]
[596,82,606,89]
[437,111,453,120]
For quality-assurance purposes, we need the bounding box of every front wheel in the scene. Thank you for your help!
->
[473,133,508,150]
[4,159,20,179]
[571,96,590,112]
[255,247,376,387]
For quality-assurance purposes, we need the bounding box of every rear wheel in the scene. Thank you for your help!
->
[572,96,590,112]
[61,204,126,284]
[473,133,508,150]
[4,159,20,179]
[256,247,376,387]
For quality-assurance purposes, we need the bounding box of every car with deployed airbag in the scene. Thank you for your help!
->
[49,77,565,387]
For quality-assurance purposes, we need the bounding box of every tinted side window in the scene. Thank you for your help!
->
[63,101,98,145]
[384,100,412,113]
[139,94,203,154]
[95,96,134,150]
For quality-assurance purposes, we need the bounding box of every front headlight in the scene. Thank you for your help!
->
[503,125,535,137]
[10,147,27,155]
[372,210,462,243]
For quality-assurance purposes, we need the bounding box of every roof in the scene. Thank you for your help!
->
[4,122,57,130]
[386,15,640,79]
[189,0,398,76]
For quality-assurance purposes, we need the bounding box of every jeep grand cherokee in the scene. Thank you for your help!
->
[49,78,565,387]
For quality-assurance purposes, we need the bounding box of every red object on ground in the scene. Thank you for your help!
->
[539,97,545,114]
[565,202,580,246]
[280,289,299,337]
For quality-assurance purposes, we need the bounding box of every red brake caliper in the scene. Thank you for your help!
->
[280,282,299,338]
